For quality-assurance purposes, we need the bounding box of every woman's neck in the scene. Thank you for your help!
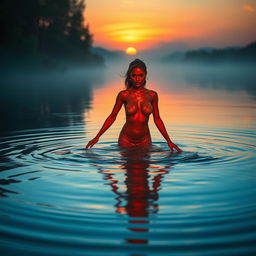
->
[130,86,145,92]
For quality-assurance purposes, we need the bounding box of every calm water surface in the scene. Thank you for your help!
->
[0,63,256,255]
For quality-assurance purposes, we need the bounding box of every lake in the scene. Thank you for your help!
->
[0,61,256,255]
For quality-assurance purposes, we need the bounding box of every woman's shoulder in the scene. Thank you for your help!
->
[117,89,129,99]
[146,89,158,98]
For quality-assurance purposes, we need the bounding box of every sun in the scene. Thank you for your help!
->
[125,47,137,55]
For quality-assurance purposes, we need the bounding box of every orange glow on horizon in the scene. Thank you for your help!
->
[86,1,256,51]
[103,23,168,43]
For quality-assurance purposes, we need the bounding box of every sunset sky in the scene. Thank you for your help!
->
[85,0,256,52]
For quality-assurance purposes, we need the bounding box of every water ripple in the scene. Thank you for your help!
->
[0,126,255,255]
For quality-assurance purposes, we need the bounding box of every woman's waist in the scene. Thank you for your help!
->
[119,132,151,145]
[120,125,150,140]
[122,122,149,131]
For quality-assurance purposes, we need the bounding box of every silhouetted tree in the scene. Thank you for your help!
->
[0,0,103,66]
[0,0,41,55]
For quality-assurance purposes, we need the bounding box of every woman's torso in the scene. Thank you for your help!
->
[118,88,154,146]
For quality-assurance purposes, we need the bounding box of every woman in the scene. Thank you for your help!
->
[85,59,181,153]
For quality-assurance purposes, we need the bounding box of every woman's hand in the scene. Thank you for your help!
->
[168,141,182,153]
[85,137,99,149]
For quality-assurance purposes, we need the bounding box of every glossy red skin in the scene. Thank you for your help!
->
[86,68,181,152]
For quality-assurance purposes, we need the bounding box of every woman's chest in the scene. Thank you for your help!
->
[124,94,153,116]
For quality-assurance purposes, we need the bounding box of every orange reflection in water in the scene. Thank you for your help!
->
[86,147,171,244]
[155,87,256,130]
[85,75,256,137]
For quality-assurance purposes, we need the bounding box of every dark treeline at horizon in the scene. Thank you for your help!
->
[0,0,104,69]
[164,41,256,64]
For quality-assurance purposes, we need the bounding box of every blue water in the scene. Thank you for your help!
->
[0,64,256,255]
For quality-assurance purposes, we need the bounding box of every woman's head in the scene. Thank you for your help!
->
[125,59,147,89]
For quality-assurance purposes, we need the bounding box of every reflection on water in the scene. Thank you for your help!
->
[0,68,105,133]
[183,66,256,96]
[0,127,255,255]
[153,64,256,96]
[87,146,171,244]
[0,63,256,255]
[0,63,255,134]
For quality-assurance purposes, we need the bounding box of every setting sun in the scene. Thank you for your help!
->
[126,47,137,55]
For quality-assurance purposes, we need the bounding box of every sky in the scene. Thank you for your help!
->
[85,0,256,52]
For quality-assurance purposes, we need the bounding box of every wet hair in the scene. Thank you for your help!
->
[125,59,147,89]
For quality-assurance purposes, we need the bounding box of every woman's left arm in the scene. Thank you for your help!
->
[151,91,182,153]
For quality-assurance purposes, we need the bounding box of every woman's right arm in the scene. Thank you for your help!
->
[85,91,124,149]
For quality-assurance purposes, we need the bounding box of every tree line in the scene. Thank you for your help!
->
[184,42,256,64]
[165,41,256,64]
[0,0,103,67]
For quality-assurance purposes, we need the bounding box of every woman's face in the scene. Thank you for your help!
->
[130,67,146,88]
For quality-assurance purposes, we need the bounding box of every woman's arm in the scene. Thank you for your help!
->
[151,91,181,153]
[85,91,124,149]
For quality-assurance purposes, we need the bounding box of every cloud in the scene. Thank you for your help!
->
[242,4,256,12]
[103,23,168,43]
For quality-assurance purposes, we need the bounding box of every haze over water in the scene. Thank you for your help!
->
[0,61,256,255]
